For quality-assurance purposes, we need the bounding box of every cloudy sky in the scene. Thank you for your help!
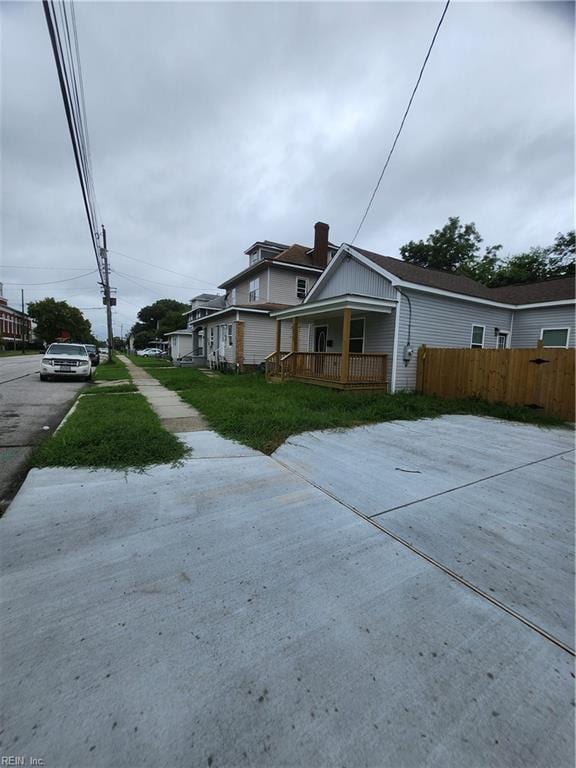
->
[1,1,573,340]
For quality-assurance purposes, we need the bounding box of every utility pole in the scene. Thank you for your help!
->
[20,289,26,354]
[101,225,114,363]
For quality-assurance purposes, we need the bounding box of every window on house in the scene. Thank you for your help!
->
[209,327,214,347]
[249,251,261,265]
[296,278,308,299]
[471,325,485,349]
[228,325,233,346]
[230,288,237,305]
[349,318,365,353]
[541,328,569,348]
[249,278,260,302]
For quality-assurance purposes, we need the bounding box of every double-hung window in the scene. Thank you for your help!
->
[349,318,365,353]
[249,278,260,302]
[541,328,569,348]
[470,325,485,349]
[227,325,233,346]
[296,278,308,299]
[209,327,214,348]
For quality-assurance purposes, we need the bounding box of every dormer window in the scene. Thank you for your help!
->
[296,278,308,299]
[249,251,261,265]
[249,278,260,302]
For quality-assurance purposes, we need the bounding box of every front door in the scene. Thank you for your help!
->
[314,325,328,352]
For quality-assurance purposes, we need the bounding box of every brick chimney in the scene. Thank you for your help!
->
[312,222,329,269]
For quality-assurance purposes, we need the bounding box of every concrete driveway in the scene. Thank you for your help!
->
[0,417,574,767]
[0,354,85,508]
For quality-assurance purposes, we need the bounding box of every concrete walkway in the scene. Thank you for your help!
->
[120,354,208,433]
[0,416,574,767]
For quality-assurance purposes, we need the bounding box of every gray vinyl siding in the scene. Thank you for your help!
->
[395,289,515,391]
[313,256,397,301]
[241,314,278,365]
[203,316,236,365]
[228,269,268,304]
[511,305,575,348]
[267,267,320,305]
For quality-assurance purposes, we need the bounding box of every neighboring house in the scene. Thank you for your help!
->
[189,223,338,369]
[270,244,575,391]
[165,293,225,362]
[0,282,32,349]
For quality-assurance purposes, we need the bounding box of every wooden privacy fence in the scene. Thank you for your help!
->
[416,345,575,421]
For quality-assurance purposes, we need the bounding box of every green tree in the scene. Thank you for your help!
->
[400,217,501,276]
[490,231,575,286]
[130,299,188,348]
[27,298,94,344]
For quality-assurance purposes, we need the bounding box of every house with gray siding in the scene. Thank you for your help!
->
[188,223,337,369]
[165,293,225,363]
[270,243,575,391]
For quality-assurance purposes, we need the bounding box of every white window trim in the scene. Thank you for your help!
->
[496,329,511,349]
[296,277,308,300]
[349,316,365,353]
[470,324,485,349]
[540,327,570,348]
[227,324,233,346]
[249,277,260,303]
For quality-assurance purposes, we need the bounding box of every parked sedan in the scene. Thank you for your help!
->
[40,343,92,381]
[84,344,100,366]
[137,348,164,357]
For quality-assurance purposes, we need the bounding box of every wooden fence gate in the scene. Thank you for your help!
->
[416,345,575,421]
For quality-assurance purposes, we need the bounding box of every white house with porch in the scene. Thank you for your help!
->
[269,244,575,391]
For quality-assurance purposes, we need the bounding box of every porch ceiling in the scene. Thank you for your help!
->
[271,293,396,321]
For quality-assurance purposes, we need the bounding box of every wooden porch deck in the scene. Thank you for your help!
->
[265,351,388,390]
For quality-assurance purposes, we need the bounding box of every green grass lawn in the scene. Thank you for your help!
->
[83,383,138,396]
[128,354,172,368]
[146,368,570,454]
[93,357,131,381]
[33,393,187,469]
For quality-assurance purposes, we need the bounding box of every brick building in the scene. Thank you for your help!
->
[0,283,32,348]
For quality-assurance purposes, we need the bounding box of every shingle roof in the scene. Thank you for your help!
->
[354,248,497,301]
[353,247,575,305]
[489,277,575,304]
[234,303,292,312]
[219,245,321,288]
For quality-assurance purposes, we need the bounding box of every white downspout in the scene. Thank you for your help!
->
[390,289,402,393]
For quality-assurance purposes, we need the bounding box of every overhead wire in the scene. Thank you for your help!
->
[108,249,219,289]
[42,0,102,280]
[351,0,451,244]
[2,269,98,286]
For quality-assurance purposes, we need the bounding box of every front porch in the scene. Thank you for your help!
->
[267,294,396,390]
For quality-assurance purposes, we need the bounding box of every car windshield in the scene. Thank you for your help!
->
[85,345,97,353]
[46,344,88,356]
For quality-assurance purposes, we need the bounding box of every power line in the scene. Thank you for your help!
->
[1,265,93,270]
[113,269,210,292]
[108,249,219,288]
[351,0,451,244]
[42,0,102,280]
[3,269,98,286]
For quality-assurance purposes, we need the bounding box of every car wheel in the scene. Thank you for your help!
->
[40,374,49,382]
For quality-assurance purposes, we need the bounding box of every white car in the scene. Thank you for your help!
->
[137,348,164,357]
[40,343,92,381]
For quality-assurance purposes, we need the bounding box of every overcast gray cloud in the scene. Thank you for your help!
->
[1,1,573,339]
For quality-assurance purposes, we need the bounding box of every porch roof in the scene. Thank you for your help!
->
[270,293,397,321]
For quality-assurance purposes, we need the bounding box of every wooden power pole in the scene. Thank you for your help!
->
[101,225,114,363]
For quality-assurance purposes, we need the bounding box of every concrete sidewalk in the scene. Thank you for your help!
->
[0,417,574,767]
[120,354,208,433]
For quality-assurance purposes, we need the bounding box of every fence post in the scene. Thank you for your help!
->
[416,345,426,393]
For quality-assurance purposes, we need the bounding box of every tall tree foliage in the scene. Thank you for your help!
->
[400,218,575,286]
[129,298,189,349]
[27,298,94,344]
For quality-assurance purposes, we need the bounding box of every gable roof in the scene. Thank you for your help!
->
[354,247,497,301]
[353,247,575,306]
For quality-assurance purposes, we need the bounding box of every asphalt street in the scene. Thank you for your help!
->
[0,354,84,509]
